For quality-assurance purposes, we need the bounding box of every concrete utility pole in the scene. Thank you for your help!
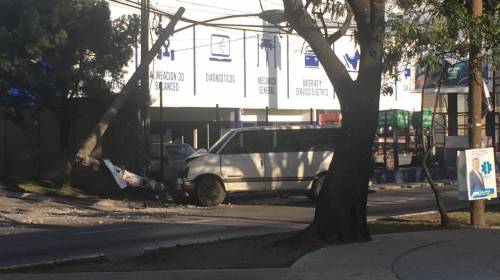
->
[469,0,486,228]
[75,8,185,170]
[140,0,151,175]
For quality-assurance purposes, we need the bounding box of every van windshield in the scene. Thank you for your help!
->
[151,144,195,160]
[209,131,235,154]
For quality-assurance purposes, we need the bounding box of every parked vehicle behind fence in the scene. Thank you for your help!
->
[176,125,338,206]
[149,143,195,187]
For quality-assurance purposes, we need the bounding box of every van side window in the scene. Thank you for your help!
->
[274,130,302,152]
[306,129,336,151]
[222,131,273,154]
[274,129,336,152]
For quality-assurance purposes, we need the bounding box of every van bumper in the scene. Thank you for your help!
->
[176,178,194,191]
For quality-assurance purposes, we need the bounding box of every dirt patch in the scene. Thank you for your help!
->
[0,179,87,199]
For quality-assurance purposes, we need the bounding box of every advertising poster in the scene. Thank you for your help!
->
[463,148,497,200]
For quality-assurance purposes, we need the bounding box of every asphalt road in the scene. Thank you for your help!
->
[0,185,470,268]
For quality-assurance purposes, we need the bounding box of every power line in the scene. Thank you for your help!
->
[109,0,350,35]
[153,3,235,17]
[175,0,251,15]
[108,0,291,34]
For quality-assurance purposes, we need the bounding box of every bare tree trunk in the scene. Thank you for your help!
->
[421,68,450,227]
[282,0,385,243]
[422,147,450,227]
[75,8,184,169]
[468,0,486,228]
[314,100,378,242]
[59,119,73,189]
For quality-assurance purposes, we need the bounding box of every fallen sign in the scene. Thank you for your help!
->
[103,159,166,193]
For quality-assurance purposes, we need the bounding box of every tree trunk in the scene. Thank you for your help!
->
[282,0,385,243]
[312,81,380,242]
[59,120,73,190]
[422,147,450,227]
[421,70,450,227]
[468,0,486,228]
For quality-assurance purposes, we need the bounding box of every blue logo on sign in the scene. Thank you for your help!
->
[343,49,360,71]
[404,68,411,79]
[481,161,493,175]
[155,26,175,61]
[260,38,274,50]
[258,34,277,68]
[304,49,319,68]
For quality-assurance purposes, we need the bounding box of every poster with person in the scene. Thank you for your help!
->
[462,148,497,200]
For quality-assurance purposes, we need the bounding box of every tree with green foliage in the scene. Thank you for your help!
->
[385,0,498,74]
[280,0,498,243]
[0,0,140,186]
[385,0,499,227]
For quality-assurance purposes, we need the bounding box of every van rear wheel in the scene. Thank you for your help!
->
[196,177,226,206]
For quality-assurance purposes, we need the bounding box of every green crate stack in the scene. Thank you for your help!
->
[410,110,432,129]
[377,109,411,131]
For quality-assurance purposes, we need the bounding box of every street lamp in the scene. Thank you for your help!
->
[258,9,286,25]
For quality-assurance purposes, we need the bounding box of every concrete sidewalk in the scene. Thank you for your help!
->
[2,229,500,280]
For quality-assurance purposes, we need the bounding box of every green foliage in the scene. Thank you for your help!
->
[0,0,140,121]
[385,0,500,79]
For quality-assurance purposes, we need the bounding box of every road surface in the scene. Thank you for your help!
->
[0,185,471,267]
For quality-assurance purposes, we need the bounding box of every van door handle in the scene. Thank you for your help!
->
[260,159,264,168]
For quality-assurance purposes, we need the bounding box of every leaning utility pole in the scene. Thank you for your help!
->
[469,0,486,228]
[140,0,150,176]
[75,8,185,170]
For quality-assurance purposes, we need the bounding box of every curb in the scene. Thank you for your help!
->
[0,254,107,272]
[371,181,455,190]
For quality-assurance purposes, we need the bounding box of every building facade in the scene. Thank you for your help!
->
[108,0,422,149]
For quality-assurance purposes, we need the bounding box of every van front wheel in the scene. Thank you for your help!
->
[196,177,226,206]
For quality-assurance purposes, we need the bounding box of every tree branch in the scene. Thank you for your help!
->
[305,0,314,11]
[283,0,354,104]
[327,8,353,44]
[314,1,331,38]
[347,0,385,83]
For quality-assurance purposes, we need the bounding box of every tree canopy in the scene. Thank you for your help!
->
[0,0,140,122]
[385,0,499,76]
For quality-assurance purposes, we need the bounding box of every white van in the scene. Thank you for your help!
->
[176,125,338,206]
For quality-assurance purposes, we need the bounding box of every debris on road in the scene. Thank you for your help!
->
[103,159,166,194]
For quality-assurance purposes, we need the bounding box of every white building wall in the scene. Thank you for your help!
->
[107,0,421,116]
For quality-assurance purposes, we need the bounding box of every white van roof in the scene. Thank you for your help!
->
[228,125,340,133]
